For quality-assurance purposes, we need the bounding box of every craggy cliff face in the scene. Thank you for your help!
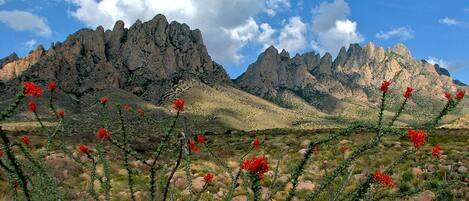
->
[0,14,229,102]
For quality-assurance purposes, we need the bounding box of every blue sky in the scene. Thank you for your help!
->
[1,0,468,83]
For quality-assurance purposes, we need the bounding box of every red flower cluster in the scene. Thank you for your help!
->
[403,87,413,98]
[339,144,348,154]
[57,109,65,118]
[137,108,145,118]
[241,156,269,179]
[456,90,465,101]
[21,136,30,146]
[196,135,206,144]
[28,101,37,112]
[78,145,92,155]
[189,140,200,153]
[99,97,108,105]
[373,170,394,188]
[432,144,441,158]
[96,128,110,142]
[251,138,261,148]
[380,81,391,92]
[407,130,427,149]
[444,93,452,100]
[203,173,214,183]
[173,98,184,111]
[123,104,132,112]
[0,149,4,158]
[23,82,43,98]
[47,82,57,91]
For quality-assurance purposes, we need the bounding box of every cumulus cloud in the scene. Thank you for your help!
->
[439,17,459,26]
[24,39,37,49]
[276,16,307,53]
[66,0,266,65]
[427,57,469,71]
[265,0,291,17]
[0,10,52,37]
[257,23,277,49]
[310,0,363,56]
[376,27,414,40]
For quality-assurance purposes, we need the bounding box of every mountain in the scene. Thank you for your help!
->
[0,14,229,103]
[236,43,465,112]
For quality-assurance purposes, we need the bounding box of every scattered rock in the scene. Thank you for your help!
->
[339,140,352,144]
[416,190,435,201]
[299,148,307,155]
[413,167,423,176]
[301,140,311,147]
[232,195,247,201]
[118,169,128,176]
[457,166,467,174]
[297,180,315,190]
[192,176,205,191]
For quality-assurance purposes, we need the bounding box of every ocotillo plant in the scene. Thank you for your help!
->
[0,81,465,200]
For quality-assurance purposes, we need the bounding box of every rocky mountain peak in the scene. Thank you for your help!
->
[389,43,412,59]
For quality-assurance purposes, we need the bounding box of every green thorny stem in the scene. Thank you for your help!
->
[150,110,180,201]
[328,165,355,201]
[194,182,210,201]
[0,93,25,121]
[117,105,136,201]
[347,149,415,201]
[97,140,111,201]
[162,136,184,201]
[388,96,409,127]
[31,109,63,157]
[430,98,462,128]
[85,153,100,201]
[223,145,256,201]
[0,126,31,201]
[265,157,281,201]
[285,123,368,201]
[248,172,262,201]
[182,117,194,200]
[376,90,387,140]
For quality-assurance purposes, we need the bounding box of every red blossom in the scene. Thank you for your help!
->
[99,97,108,105]
[444,93,452,100]
[456,90,465,101]
[373,170,394,188]
[403,87,413,98]
[380,81,391,92]
[78,145,92,155]
[407,129,428,149]
[96,128,110,142]
[23,82,43,98]
[137,108,145,118]
[0,149,4,158]
[189,140,200,153]
[339,145,348,154]
[123,104,132,112]
[432,144,441,158]
[28,101,37,112]
[57,109,65,118]
[47,82,57,91]
[21,136,30,146]
[251,138,261,148]
[173,98,185,111]
[196,135,206,144]
[241,156,269,179]
[203,173,214,183]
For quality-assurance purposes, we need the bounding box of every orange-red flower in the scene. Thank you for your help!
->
[123,104,132,112]
[456,90,465,101]
[47,82,57,91]
[96,128,110,142]
[373,170,394,188]
[196,135,206,144]
[339,144,348,154]
[380,81,391,92]
[241,156,269,179]
[173,98,184,111]
[99,97,108,105]
[78,145,92,155]
[444,93,452,100]
[21,136,30,146]
[251,138,261,148]
[407,130,427,149]
[137,108,145,118]
[57,109,65,118]
[432,144,441,158]
[403,87,413,98]
[189,140,200,153]
[28,101,37,112]
[23,82,43,98]
[203,173,214,183]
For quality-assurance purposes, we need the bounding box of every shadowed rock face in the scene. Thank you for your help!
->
[0,14,230,102]
[236,42,464,110]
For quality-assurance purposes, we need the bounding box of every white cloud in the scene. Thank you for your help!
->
[427,57,449,68]
[276,16,307,53]
[427,57,469,71]
[24,39,37,49]
[439,17,458,25]
[310,0,363,56]
[257,23,277,49]
[0,10,52,37]
[376,27,414,40]
[66,0,266,65]
[265,0,291,17]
